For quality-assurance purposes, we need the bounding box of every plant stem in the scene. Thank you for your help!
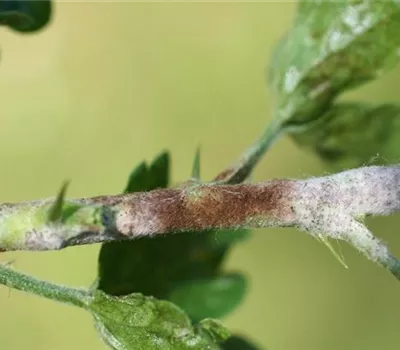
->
[0,165,400,281]
[214,119,283,184]
[384,255,400,280]
[0,263,90,308]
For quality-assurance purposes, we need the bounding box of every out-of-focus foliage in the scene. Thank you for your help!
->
[269,1,400,128]
[0,1,51,32]
[293,103,400,169]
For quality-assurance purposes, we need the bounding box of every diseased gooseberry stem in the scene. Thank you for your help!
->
[0,165,400,282]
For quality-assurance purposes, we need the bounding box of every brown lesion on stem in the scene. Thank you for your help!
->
[108,180,297,237]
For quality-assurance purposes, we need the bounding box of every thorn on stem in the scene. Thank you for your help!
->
[191,146,201,180]
[48,180,70,223]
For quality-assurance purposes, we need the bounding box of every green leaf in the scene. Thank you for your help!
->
[123,151,169,193]
[198,319,230,344]
[221,335,261,350]
[97,151,249,321]
[269,1,400,128]
[98,230,229,297]
[0,1,52,32]
[169,273,247,323]
[90,290,228,350]
[123,161,148,193]
[293,103,400,169]
[212,229,250,248]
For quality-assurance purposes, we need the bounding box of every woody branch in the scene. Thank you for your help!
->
[0,164,400,279]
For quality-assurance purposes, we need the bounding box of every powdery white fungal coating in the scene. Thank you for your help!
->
[25,226,70,250]
[293,165,400,264]
[337,165,400,216]
[115,201,166,236]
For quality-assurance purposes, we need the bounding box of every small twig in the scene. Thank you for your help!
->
[0,165,399,278]
[0,263,91,308]
[214,119,282,184]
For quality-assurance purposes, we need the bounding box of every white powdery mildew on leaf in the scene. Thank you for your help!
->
[292,165,400,264]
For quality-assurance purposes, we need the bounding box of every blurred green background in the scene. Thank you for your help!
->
[1,2,400,349]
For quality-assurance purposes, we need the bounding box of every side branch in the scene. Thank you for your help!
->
[0,165,400,278]
[214,119,282,184]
